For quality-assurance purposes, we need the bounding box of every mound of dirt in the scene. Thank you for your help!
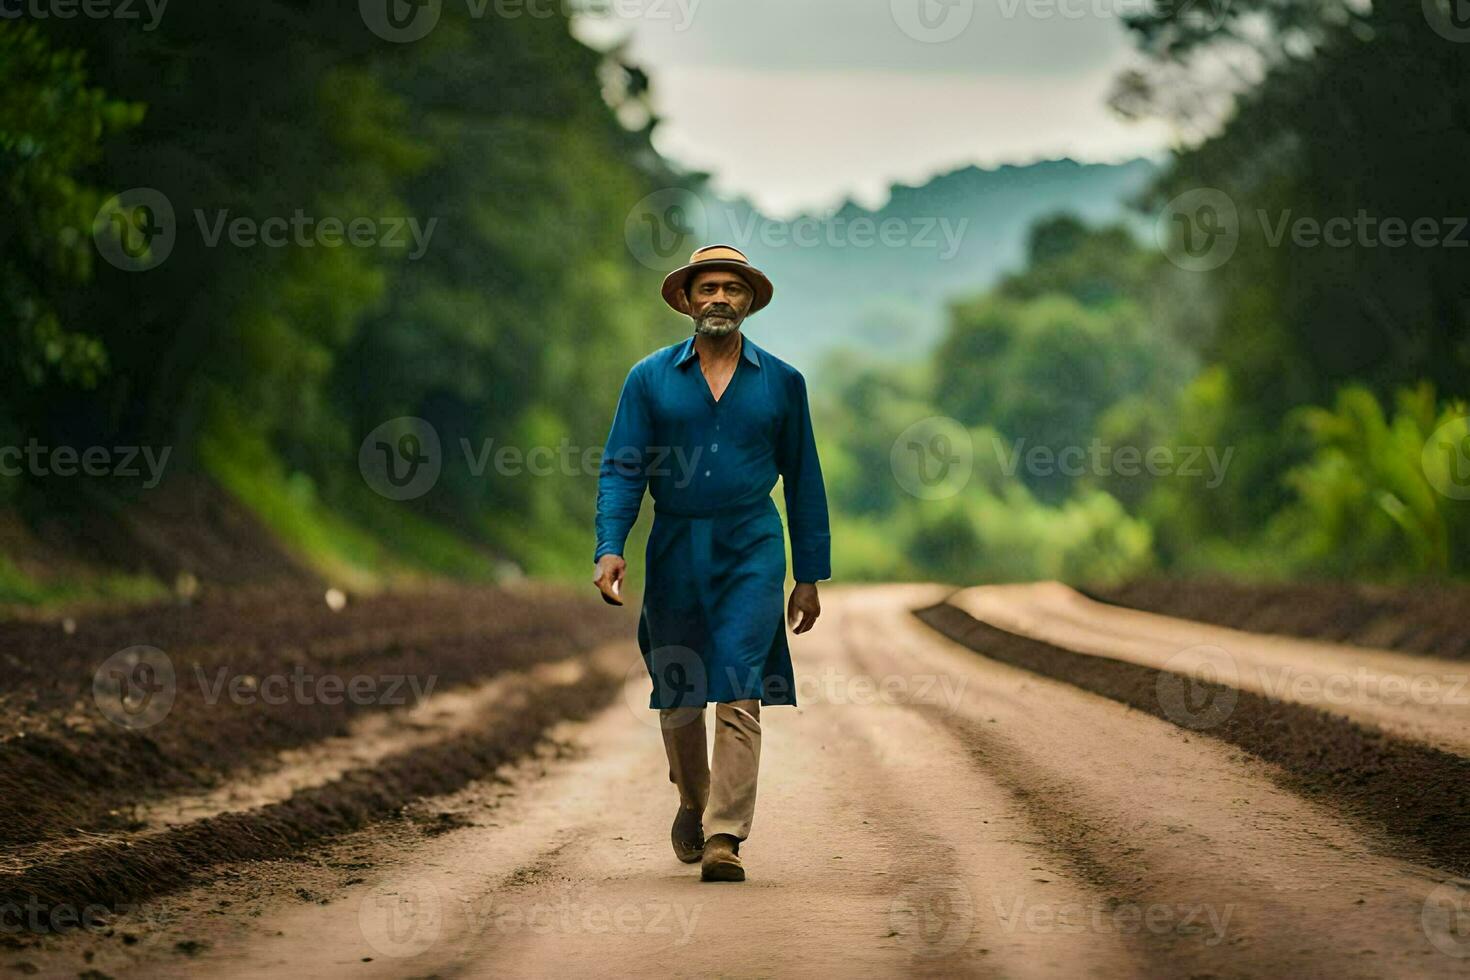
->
[917,600,1470,878]
[1085,578,1470,660]
[5,649,624,916]
[17,476,318,592]
[0,582,628,851]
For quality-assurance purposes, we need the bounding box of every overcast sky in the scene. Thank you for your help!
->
[574,0,1174,216]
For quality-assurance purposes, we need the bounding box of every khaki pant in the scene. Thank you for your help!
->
[659,699,761,841]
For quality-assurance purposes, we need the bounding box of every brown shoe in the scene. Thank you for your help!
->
[700,833,745,882]
[672,804,704,864]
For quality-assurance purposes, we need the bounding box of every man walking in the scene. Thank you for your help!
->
[593,244,831,882]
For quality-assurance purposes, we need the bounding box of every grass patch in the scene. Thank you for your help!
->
[0,551,166,609]
[199,409,492,591]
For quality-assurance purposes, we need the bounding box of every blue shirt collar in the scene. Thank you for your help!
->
[675,333,761,371]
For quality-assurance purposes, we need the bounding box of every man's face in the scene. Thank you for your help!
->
[687,270,752,338]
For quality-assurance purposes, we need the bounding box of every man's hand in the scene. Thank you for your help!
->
[787,581,820,634]
[594,554,627,606]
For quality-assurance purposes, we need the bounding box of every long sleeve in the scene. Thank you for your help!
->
[776,371,832,583]
[594,366,653,564]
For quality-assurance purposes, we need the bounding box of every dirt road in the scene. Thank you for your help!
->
[13,584,1468,978]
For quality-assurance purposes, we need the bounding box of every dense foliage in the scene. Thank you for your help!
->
[1,5,686,592]
[817,0,1470,583]
[3,0,1466,598]
[1113,0,1470,576]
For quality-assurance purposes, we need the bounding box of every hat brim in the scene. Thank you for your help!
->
[661,260,774,317]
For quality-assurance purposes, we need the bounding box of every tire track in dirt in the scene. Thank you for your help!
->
[1,646,625,915]
[949,582,1470,755]
[0,582,625,851]
[9,585,1469,979]
[1085,579,1470,661]
[19,587,1148,979]
[850,589,1465,978]
[916,598,1470,879]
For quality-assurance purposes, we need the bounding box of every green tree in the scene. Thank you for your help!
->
[0,24,140,392]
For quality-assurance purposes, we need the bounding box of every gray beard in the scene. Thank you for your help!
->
[694,315,740,338]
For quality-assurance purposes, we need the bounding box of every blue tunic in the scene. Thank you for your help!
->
[594,333,832,708]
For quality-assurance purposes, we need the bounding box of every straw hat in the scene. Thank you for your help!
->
[661,244,774,317]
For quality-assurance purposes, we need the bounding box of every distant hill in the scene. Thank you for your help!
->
[700,158,1159,376]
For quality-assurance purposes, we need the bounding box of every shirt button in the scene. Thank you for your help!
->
[712,443,719,452]
[704,470,711,477]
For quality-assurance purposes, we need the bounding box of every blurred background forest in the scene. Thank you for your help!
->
[1,0,1468,606]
